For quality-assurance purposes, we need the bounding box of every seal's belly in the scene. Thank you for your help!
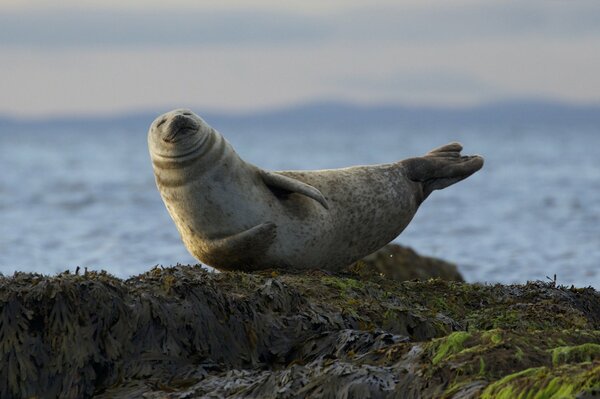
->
[163,171,270,239]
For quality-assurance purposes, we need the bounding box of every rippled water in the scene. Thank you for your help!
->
[1,118,599,287]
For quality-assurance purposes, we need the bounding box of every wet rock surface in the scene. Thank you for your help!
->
[1,249,599,398]
[351,243,464,282]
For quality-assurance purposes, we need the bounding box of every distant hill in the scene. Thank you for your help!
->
[1,100,599,132]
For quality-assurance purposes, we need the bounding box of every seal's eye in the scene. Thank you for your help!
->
[156,118,167,128]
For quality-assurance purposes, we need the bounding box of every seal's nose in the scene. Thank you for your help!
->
[167,114,196,134]
[162,112,199,143]
[170,113,191,126]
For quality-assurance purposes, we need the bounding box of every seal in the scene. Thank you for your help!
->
[148,109,484,271]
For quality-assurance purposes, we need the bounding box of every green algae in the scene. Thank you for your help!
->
[321,276,365,293]
[481,364,600,399]
[482,329,503,345]
[479,356,486,376]
[480,367,543,399]
[515,346,526,362]
[431,331,472,365]
[551,343,600,366]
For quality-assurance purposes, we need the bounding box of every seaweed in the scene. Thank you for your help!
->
[1,246,600,398]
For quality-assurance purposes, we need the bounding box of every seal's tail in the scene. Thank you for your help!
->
[404,142,484,199]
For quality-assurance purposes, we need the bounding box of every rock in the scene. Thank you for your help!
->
[351,243,464,282]
[1,261,599,398]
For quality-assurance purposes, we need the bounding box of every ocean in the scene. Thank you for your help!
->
[1,104,599,287]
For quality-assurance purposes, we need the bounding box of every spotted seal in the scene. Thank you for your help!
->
[148,109,484,271]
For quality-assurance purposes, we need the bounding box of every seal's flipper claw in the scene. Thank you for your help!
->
[427,142,463,154]
[201,222,277,270]
[261,170,329,210]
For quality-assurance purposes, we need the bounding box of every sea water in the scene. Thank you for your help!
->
[1,117,599,287]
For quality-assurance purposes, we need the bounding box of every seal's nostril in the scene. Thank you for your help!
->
[173,114,190,122]
[156,118,167,128]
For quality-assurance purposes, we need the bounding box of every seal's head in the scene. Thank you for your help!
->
[148,109,210,159]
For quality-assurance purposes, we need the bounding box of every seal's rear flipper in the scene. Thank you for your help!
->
[261,171,329,209]
[201,222,277,271]
[403,142,484,199]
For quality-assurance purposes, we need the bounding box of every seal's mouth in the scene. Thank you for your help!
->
[163,126,198,143]
[161,114,200,143]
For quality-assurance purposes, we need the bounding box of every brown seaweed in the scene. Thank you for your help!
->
[1,248,600,398]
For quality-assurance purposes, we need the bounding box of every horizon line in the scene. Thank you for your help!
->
[2,97,600,122]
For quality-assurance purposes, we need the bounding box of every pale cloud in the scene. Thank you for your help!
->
[337,70,502,98]
[0,1,599,116]
[1,3,600,48]
[0,9,329,47]
[0,0,450,12]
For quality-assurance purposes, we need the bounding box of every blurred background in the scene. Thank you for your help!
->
[0,0,599,286]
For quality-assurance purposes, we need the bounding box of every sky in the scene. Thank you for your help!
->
[1,0,599,117]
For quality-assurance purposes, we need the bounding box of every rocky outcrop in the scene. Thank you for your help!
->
[1,251,599,398]
[350,243,464,282]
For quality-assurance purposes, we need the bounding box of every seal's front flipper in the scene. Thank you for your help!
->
[403,142,484,199]
[201,222,277,271]
[261,171,329,209]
